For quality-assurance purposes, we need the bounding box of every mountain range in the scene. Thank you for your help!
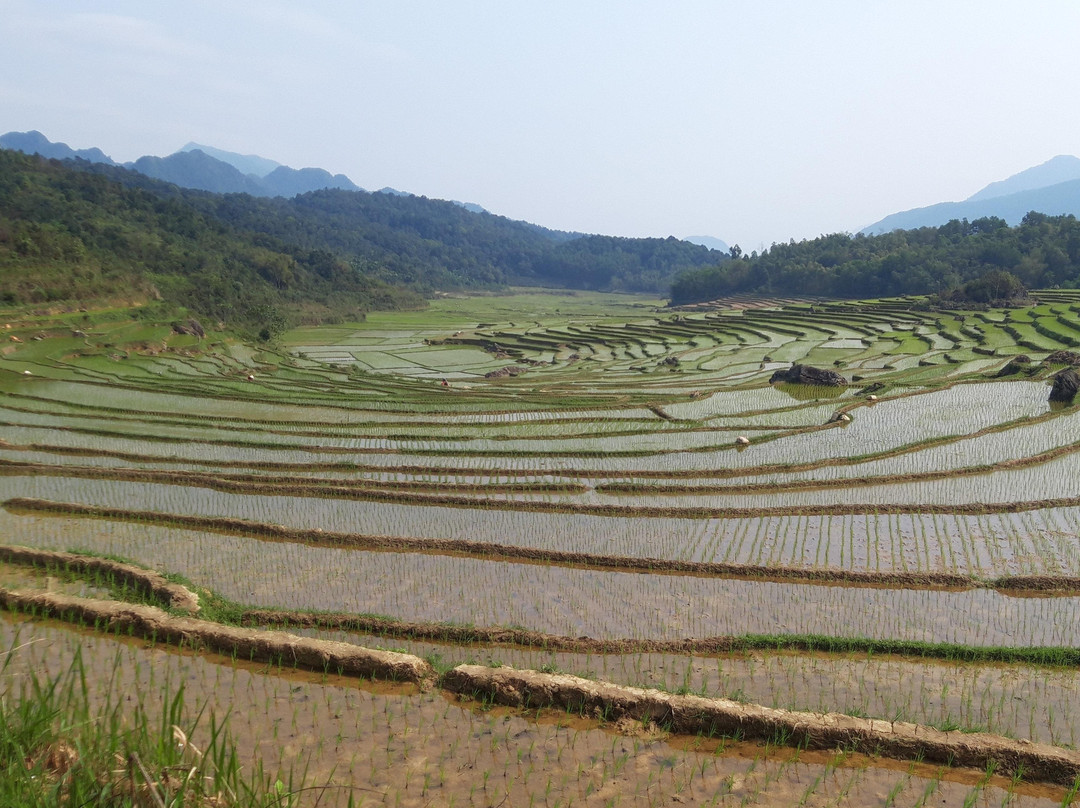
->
[0,131,364,199]
[862,155,1080,234]
[6,134,1080,321]
[0,130,730,250]
[15,129,1079,253]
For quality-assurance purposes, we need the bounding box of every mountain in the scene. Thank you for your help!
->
[130,148,361,197]
[179,142,281,177]
[863,155,1080,235]
[261,165,361,196]
[0,130,115,165]
[0,147,422,331]
[452,200,488,214]
[862,179,1080,235]
[0,144,725,313]
[379,188,488,215]
[2,131,361,199]
[967,155,1080,202]
[683,235,730,253]
[129,149,267,195]
[672,212,1080,305]
[177,143,361,196]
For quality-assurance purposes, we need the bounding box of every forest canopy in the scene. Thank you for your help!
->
[0,149,724,333]
[669,213,1080,305]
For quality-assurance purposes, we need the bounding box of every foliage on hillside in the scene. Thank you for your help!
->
[670,214,1080,304]
[0,149,422,333]
[189,188,722,293]
[0,149,725,330]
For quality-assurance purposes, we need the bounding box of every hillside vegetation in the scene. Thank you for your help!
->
[15,145,1080,329]
[0,149,724,333]
[671,213,1080,305]
[0,149,423,334]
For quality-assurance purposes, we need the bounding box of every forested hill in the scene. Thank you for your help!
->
[670,214,1080,305]
[168,183,722,293]
[0,149,724,325]
[0,148,425,333]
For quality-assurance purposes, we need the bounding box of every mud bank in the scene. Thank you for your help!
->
[0,544,200,613]
[443,665,1080,787]
[241,609,1080,666]
[0,589,432,685]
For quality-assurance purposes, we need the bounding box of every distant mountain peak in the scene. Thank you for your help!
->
[0,129,115,165]
[451,200,488,214]
[178,142,281,178]
[128,149,266,195]
[862,155,1080,235]
[683,235,730,252]
[966,154,1080,203]
[262,164,361,196]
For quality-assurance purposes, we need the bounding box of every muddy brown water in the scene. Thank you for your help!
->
[0,561,111,600]
[0,613,1067,807]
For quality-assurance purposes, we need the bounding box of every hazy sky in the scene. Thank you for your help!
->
[3,1,1080,251]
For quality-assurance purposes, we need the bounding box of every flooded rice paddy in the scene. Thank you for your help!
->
[1,615,1070,807]
[6,507,1080,646]
[7,292,1080,801]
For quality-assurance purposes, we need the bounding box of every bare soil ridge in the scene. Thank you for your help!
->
[0,544,200,613]
[0,589,431,684]
[444,665,1080,787]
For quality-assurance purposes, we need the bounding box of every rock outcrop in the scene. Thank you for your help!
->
[1049,369,1080,402]
[769,364,846,386]
[485,365,526,379]
[1045,350,1080,367]
[171,318,205,338]
[996,355,1032,377]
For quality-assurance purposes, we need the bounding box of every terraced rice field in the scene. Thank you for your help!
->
[7,289,1080,804]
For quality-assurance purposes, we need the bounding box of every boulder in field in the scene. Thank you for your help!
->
[769,364,846,387]
[1049,369,1080,402]
[171,318,205,338]
[484,365,526,379]
[996,355,1032,377]
[1045,350,1080,367]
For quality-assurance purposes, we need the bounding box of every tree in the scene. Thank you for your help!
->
[954,270,1027,304]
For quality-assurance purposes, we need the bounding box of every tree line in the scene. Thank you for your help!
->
[670,214,1080,304]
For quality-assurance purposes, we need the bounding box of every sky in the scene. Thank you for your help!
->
[2,1,1080,252]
